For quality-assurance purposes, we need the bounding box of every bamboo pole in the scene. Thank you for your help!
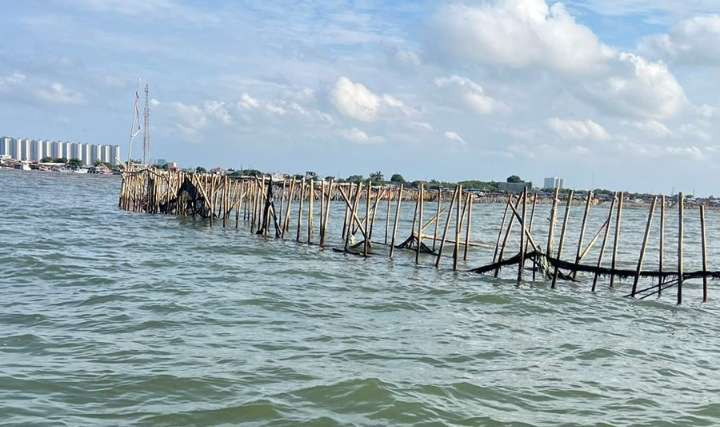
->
[493,196,511,263]
[307,179,314,244]
[592,193,616,292]
[701,204,708,302]
[281,178,295,238]
[527,192,537,281]
[546,187,560,257]
[572,191,593,279]
[453,185,462,271]
[631,196,658,297]
[436,186,458,268]
[385,188,391,244]
[416,183,424,264]
[463,193,473,261]
[296,178,305,242]
[518,188,527,283]
[433,189,441,251]
[494,195,522,277]
[364,183,370,257]
[609,192,623,288]
[659,195,665,296]
[678,192,684,305]
[552,190,574,288]
[389,185,403,258]
[321,179,334,246]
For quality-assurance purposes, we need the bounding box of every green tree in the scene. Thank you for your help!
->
[40,157,53,163]
[346,175,364,183]
[68,159,83,169]
[507,175,523,183]
[195,166,207,173]
[390,174,405,183]
[369,171,384,183]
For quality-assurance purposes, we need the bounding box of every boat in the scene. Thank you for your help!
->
[73,168,88,174]
[14,162,31,171]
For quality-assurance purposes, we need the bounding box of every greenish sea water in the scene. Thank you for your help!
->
[2,169,720,426]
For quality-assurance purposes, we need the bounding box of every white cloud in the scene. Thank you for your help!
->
[581,53,686,120]
[434,75,503,114]
[640,15,720,65]
[331,77,380,122]
[548,117,609,140]
[394,49,421,66]
[629,120,672,138]
[431,0,613,74]
[0,73,26,90]
[429,0,687,121]
[339,128,384,144]
[33,82,85,105]
[204,101,232,125]
[330,76,407,122]
[444,131,466,145]
[238,93,260,110]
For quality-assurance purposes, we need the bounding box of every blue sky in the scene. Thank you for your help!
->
[2,0,720,194]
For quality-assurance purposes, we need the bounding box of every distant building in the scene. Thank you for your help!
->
[3,135,120,166]
[30,139,45,161]
[111,145,120,165]
[83,144,92,166]
[0,137,12,157]
[543,177,564,190]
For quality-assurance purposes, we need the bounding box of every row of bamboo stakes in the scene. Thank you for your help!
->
[119,168,715,304]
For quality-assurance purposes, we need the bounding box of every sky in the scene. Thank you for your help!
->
[2,0,720,195]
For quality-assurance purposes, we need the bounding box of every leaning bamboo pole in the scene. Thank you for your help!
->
[389,185,403,259]
[631,196,658,297]
[552,190,573,288]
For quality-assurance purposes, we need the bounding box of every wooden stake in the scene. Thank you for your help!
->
[552,190,573,288]
[609,192,623,288]
[678,192,684,305]
[592,193,616,292]
[453,185,462,271]
[433,189,441,251]
[572,191,593,279]
[631,196,657,297]
[385,188,391,244]
[416,183,424,264]
[546,187,560,257]
[659,195,665,296]
[701,204,708,302]
[296,178,304,242]
[463,193,473,261]
[364,183,370,257]
[307,179,314,244]
[493,196,511,263]
[389,185,403,258]
[436,186,458,268]
[518,188,527,283]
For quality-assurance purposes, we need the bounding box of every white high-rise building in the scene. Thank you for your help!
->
[43,140,52,160]
[90,144,99,165]
[543,177,564,190]
[51,141,62,159]
[83,144,92,166]
[110,145,121,165]
[71,143,83,162]
[30,139,45,161]
[19,139,31,161]
[10,139,19,159]
[100,145,110,163]
[0,137,12,157]
[63,142,73,160]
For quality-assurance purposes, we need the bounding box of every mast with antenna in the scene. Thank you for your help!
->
[142,83,150,165]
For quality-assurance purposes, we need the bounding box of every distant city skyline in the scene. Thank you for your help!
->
[0,136,120,166]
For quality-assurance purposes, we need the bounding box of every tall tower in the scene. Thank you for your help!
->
[142,83,150,165]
